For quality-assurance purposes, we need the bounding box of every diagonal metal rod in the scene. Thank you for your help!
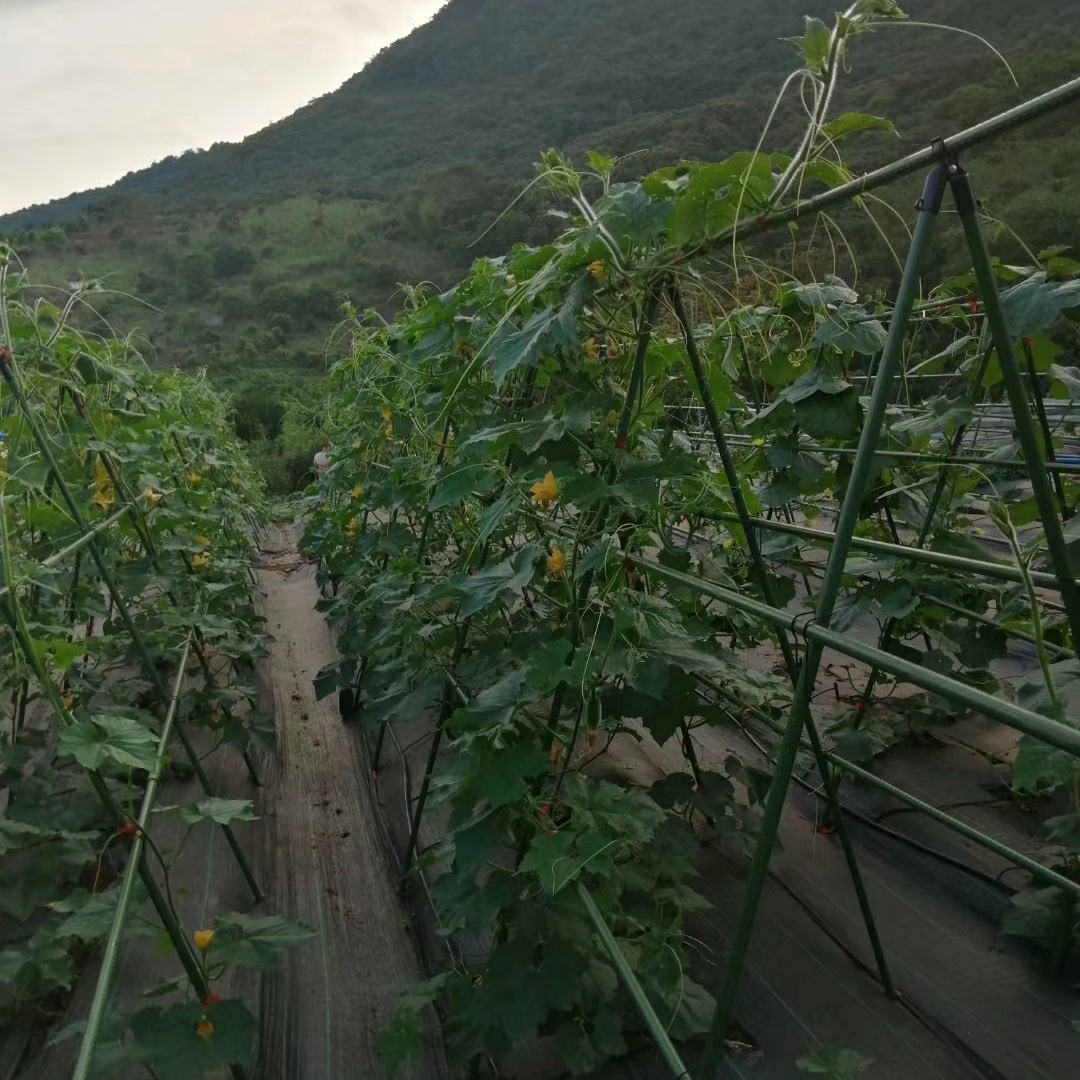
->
[694,75,1080,260]
[577,882,693,1079]
[954,167,1080,652]
[73,636,194,1080]
[699,164,947,1075]
[670,284,893,995]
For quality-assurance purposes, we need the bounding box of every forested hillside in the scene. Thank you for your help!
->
[0,0,1075,487]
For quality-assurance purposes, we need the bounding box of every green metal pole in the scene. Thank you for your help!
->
[670,283,800,680]
[73,637,194,1080]
[699,166,947,1075]
[632,554,1080,757]
[577,883,692,1079]
[717,438,1080,475]
[954,166,1080,652]
[701,511,1067,591]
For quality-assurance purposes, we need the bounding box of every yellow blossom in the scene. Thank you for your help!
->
[191,552,210,571]
[142,487,162,505]
[350,485,364,499]
[194,929,215,951]
[346,518,360,537]
[62,695,75,711]
[530,471,559,507]
[187,472,202,486]
[587,260,605,279]
[91,459,115,510]
[196,1017,214,1039]
[194,534,211,548]
[606,343,619,359]
[547,547,567,577]
[352,440,362,450]
[384,424,394,441]
[381,407,393,422]
[584,338,600,360]
[605,410,618,428]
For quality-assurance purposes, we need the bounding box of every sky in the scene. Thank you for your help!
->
[0,0,447,214]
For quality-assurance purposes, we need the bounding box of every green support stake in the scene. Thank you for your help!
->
[699,160,948,1076]
[954,165,1080,651]
[577,883,693,1079]
[73,637,196,1080]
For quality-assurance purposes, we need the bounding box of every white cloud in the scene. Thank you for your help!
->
[0,0,446,213]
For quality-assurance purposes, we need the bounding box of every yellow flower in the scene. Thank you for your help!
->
[384,424,394,441]
[62,695,75,711]
[352,440,362,450]
[822,488,833,499]
[381,407,393,422]
[584,338,599,360]
[196,1017,214,1039]
[194,929,214,951]
[350,485,364,499]
[547,547,567,577]
[187,472,202,486]
[91,459,115,510]
[606,343,619,359]
[530,471,559,507]
[142,487,162,505]
[194,534,211,548]
[346,518,360,537]
[722,538,734,551]
[191,552,210,571]
[605,410,619,428]
[587,260,605,279]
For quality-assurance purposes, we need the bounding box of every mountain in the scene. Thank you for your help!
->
[1,0,1076,489]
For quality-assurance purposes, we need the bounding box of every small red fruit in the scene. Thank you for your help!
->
[115,820,138,838]
[203,994,222,1006]
[614,438,627,450]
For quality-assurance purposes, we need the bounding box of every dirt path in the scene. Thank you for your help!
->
[253,522,447,1080]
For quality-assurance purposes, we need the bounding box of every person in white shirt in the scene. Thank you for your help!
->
[313,442,331,475]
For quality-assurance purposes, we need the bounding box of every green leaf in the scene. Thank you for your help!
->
[1001,886,1073,953]
[797,1046,873,1078]
[794,384,862,439]
[57,714,160,772]
[488,308,558,387]
[209,913,317,970]
[157,798,258,826]
[795,16,833,75]
[428,464,498,511]
[1012,736,1077,796]
[451,545,538,617]
[52,886,150,943]
[128,1000,257,1080]
[378,976,447,1079]
[820,113,897,141]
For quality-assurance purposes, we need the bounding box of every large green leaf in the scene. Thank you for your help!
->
[208,913,317,970]
[57,714,160,772]
[157,798,258,826]
[128,1000,258,1080]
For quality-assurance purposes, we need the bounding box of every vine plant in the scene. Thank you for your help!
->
[0,256,313,1078]
[301,5,1080,1075]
